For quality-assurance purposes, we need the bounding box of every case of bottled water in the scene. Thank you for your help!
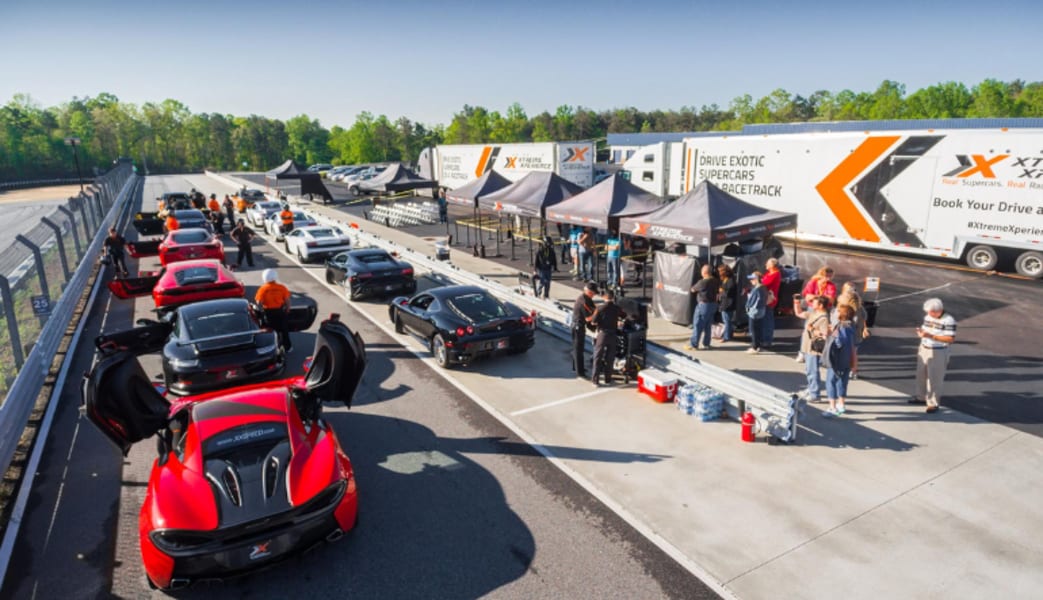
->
[676,383,725,422]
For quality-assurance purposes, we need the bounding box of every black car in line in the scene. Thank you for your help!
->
[387,285,535,368]
[96,297,317,395]
[326,248,416,301]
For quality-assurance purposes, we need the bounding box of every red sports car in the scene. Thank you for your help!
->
[108,259,244,310]
[129,228,225,266]
[83,315,365,591]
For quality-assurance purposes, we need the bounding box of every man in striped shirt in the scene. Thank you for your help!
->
[912,297,957,414]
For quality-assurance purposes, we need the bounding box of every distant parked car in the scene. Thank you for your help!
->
[326,248,416,301]
[284,225,352,263]
[308,163,333,173]
[264,210,318,241]
[245,200,284,227]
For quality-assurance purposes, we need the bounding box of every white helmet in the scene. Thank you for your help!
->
[262,268,278,283]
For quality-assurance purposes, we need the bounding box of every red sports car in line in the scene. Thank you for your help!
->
[108,259,244,310]
[83,315,366,590]
[128,228,225,266]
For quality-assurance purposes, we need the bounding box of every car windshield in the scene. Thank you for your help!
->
[173,266,218,286]
[307,228,335,237]
[257,201,281,212]
[356,252,391,264]
[293,212,308,220]
[446,292,508,322]
[185,310,256,339]
[170,230,210,245]
[243,189,265,198]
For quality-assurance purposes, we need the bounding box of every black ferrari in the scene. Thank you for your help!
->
[326,248,416,301]
[388,285,535,368]
[97,297,317,395]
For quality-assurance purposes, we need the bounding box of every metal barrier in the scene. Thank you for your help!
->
[0,164,136,476]
[0,177,97,192]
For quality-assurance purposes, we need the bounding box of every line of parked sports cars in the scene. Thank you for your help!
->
[88,190,537,590]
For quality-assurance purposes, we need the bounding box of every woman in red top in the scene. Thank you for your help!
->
[802,267,837,304]
[761,258,783,346]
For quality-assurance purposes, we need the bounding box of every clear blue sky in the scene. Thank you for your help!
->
[0,0,1036,128]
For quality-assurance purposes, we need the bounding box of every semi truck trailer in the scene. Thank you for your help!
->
[417,141,596,190]
[622,126,1043,278]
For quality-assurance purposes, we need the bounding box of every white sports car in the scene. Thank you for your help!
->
[245,200,284,227]
[264,210,318,241]
[284,226,352,263]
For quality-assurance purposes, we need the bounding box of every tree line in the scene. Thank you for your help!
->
[3,79,1042,181]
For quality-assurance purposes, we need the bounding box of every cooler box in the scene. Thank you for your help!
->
[637,369,678,403]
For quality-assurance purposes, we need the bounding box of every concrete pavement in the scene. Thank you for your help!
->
[215,174,1043,599]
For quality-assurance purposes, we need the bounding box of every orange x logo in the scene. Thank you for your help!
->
[503,157,518,168]
[958,154,1009,179]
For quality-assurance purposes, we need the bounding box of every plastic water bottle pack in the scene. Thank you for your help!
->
[677,383,725,422]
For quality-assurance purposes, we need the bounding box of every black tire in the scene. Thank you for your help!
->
[349,186,359,196]
[326,271,334,284]
[1015,250,1043,279]
[297,246,307,263]
[393,313,404,333]
[432,334,451,368]
[347,286,357,302]
[965,244,998,271]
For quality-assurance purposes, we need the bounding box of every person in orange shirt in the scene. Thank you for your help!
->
[207,194,220,213]
[279,205,295,235]
[164,213,179,233]
[255,268,292,352]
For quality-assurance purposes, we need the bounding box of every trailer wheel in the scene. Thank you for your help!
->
[965,245,998,271]
[1014,251,1043,279]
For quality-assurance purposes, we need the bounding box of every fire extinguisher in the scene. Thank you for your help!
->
[741,411,757,443]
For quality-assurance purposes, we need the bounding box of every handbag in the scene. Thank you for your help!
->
[810,336,826,354]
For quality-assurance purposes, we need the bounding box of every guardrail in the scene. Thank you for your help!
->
[0,165,136,478]
[206,171,802,442]
[0,177,96,192]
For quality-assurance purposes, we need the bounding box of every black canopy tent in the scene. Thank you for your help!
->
[444,169,512,207]
[545,174,665,231]
[478,171,584,261]
[265,159,334,204]
[618,180,797,248]
[358,163,438,194]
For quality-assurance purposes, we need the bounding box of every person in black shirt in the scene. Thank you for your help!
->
[230,219,255,268]
[102,227,128,276]
[717,264,738,342]
[533,236,558,299]
[588,289,624,386]
[571,282,598,378]
[685,264,720,350]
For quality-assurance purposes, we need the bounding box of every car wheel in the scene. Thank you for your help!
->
[431,334,451,368]
[394,313,404,333]
[296,246,307,263]
[965,244,998,271]
[347,286,357,302]
[326,271,334,284]
[349,186,359,196]
[1015,250,1043,279]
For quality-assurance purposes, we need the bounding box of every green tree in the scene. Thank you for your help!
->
[968,79,1016,117]
[285,114,331,166]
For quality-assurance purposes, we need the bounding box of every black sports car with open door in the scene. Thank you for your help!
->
[83,315,365,591]
[326,248,416,301]
[387,285,535,368]
[97,297,317,395]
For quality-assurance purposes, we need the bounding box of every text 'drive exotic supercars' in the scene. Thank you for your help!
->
[108,259,244,310]
[326,248,416,301]
[284,225,352,263]
[83,314,366,590]
[97,297,317,395]
[388,285,535,368]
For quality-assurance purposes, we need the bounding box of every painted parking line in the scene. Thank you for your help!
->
[511,388,613,416]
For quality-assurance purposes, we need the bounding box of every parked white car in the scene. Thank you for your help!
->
[284,226,352,263]
[263,210,318,241]
[245,200,284,227]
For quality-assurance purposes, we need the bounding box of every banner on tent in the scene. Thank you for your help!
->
[652,253,698,326]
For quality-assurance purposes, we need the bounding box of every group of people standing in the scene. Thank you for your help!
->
[683,257,783,354]
[571,282,626,387]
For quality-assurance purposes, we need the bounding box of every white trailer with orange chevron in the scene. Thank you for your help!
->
[417,141,596,190]
[621,127,1043,278]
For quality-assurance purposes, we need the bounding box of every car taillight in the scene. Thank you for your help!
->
[401,268,413,276]
[521,315,534,326]
[306,242,317,247]
[455,325,475,337]
[358,272,373,279]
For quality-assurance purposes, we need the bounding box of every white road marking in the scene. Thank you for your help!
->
[511,388,613,416]
[215,177,740,600]
[876,281,953,304]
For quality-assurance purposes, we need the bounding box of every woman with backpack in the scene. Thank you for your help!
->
[823,304,857,417]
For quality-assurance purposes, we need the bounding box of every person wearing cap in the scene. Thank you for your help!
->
[279,204,295,235]
[255,269,292,352]
[571,282,598,378]
[744,271,769,354]
[588,289,624,386]
[533,236,558,299]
